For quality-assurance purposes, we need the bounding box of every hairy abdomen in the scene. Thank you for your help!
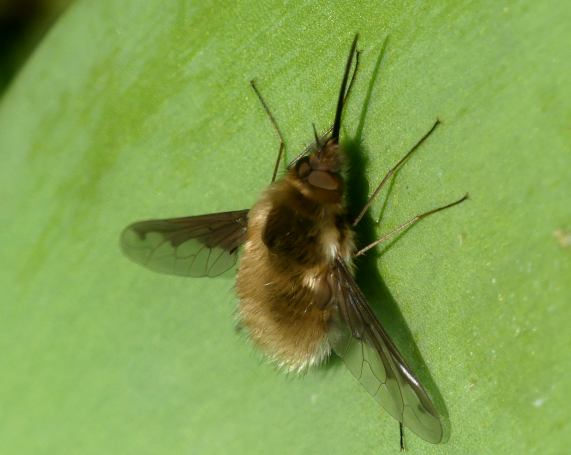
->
[236,179,353,372]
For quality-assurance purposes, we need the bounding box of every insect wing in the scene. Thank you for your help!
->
[329,258,444,444]
[120,209,249,277]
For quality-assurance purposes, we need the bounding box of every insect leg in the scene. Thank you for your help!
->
[354,193,468,256]
[399,422,406,452]
[352,120,441,227]
[250,80,286,183]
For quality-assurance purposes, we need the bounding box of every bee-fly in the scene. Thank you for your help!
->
[120,34,467,448]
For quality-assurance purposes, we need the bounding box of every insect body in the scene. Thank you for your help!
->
[121,35,467,447]
[237,133,354,372]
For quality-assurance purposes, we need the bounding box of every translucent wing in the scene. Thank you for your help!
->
[329,257,444,444]
[120,209,248,277]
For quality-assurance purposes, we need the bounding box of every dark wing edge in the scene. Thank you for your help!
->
[120,209,249,278]
[329,257,445,444]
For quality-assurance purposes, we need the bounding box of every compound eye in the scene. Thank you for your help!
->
[308,170,339,190]
[297,158,311,179]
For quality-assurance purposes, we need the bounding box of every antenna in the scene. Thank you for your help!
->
[312,123,321,149]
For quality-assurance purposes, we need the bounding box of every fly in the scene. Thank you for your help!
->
[120,34,467,449]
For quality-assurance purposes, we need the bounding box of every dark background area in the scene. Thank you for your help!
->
[0,0,71,93]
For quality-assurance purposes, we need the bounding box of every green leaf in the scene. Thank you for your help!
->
[1,1,569,454]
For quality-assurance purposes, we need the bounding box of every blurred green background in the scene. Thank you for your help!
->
[1,1,569,454]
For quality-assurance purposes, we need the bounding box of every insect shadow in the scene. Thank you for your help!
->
[340,36,450,434]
